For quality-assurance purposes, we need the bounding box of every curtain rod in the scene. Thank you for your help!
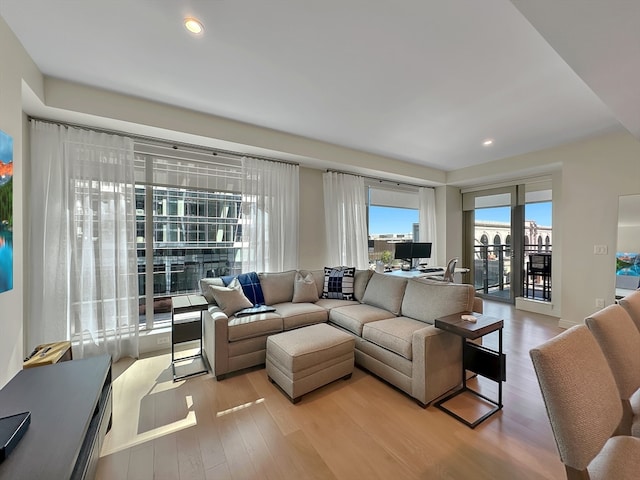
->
[28,116,299,167]
[326,169,434,190]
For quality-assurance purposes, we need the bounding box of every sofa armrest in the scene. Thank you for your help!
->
[411,325,462,406]
[202,306,230,379]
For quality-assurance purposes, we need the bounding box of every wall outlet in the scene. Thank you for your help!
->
[157,336,170,345]
[595,298,605,308]
[593,245,608,255]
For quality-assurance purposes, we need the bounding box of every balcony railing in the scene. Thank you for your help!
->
[473,243,552,302]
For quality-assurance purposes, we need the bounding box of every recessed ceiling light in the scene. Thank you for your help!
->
[184,17,204,35]
[483,139,494,146]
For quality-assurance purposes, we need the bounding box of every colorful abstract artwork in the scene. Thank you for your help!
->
[0,129,13,294]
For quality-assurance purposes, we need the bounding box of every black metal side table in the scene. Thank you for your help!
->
[434,312,506,428]
[171,294,209,381]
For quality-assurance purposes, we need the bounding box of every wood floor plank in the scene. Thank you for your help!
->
[95,447,130,480]
[152,432,179,480]
[249,401,336,480]
[127,442,154,480]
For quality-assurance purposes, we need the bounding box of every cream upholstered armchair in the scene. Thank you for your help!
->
[530,325,640,480]
[618,289,640,333]
[585,304,640,437]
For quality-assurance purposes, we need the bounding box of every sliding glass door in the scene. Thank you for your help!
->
[463,186,523,304]
[463,182,552,305]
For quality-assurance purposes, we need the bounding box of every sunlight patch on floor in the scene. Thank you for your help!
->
[101,410,197,456]
[217,398,265,417]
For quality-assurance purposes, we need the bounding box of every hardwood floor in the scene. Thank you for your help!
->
[96,300,566,480]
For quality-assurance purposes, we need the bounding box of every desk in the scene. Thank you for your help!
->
[434,312,505,428]
[386,267,469,280]
[171,295,209,381]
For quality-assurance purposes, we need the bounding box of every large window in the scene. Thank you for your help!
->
[367,185,419,266]
[134,142,244,328]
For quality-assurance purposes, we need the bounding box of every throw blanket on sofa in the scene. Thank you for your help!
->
[221,271,266,306]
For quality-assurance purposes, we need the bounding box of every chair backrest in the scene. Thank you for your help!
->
[585,304,640,435]
[619,289,640,333]
[442,257,458,282]
[530,325,622,474]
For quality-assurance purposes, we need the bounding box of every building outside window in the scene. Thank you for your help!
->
[134,143,244,328]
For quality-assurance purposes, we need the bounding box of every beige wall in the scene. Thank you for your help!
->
[298,167,327,269]
[452,131,640,325]
[558,132,640,326]
[0,18,43,387]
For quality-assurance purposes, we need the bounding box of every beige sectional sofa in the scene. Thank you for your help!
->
[201,269,482,406]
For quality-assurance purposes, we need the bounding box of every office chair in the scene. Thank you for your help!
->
[431,257,458,282]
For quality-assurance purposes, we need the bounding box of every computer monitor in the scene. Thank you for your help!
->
[394,242,413,262]
[412,242,432,261]
[393,242,433,268]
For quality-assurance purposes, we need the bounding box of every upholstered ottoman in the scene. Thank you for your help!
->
[266,323,355,403]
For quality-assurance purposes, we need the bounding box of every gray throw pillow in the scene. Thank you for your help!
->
[292,272,320,303]
[207,278,253,317]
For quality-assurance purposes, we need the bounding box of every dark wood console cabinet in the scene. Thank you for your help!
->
[0,355,112,480]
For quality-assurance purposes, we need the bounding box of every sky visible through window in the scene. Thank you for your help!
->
[369,206,418,235]
[369,202,552,236]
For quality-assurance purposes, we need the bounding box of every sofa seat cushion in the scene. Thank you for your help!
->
[228,313,283,341]
[329,304,396,336]
[314,298,359,311]
[362,317,427,360]
[273,302,328,330]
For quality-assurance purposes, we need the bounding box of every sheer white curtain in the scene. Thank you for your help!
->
[29,121,139,361]
[419,187,438,264]
[241,157,299,272]
[323,172,369,269]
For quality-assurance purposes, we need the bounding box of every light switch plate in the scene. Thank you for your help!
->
[593,245,608,255]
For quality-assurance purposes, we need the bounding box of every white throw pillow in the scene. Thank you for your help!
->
[208,278,253,317]
[292,272,320,303]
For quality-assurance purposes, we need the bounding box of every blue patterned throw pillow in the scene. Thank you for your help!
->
[322,266,355,300]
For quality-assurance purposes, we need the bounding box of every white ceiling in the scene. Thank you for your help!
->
[1,0,638,173]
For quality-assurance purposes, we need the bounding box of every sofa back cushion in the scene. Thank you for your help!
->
[258,270,297,305]
[362,272,408,315]
[401,279,475,323]
[354,270,374,301]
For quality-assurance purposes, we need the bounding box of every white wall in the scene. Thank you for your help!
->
[0,18,43,388]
